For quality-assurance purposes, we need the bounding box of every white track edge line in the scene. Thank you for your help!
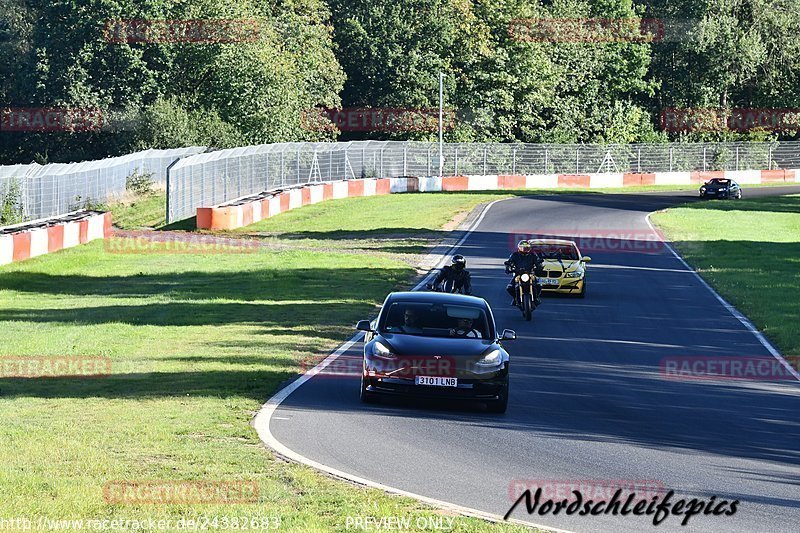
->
[253,197,572,532]
[645,212,800,382]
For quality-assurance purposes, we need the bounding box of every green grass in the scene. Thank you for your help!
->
[110,193,167,229]
[0,195,531,531]
[108,181,797,232]
[651,194,800,356]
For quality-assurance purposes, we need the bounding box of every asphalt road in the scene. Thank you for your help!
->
[268,186,800,532]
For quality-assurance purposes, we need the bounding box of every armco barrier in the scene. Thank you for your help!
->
[195,169,799,231]
[0,210,111,266]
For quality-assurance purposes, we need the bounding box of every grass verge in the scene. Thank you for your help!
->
[651,194,800,356]
[0,194,531,531]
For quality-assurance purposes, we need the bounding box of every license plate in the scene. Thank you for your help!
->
[541,278,560,285]
[415,376,457,387]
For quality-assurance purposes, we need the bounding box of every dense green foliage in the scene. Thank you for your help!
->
[1,0,799,162]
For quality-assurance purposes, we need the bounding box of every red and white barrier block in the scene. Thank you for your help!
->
[196,169,800,231]
[0,211,111,266]
[196,178,396,230]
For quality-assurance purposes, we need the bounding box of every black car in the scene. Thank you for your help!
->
[355,291,515,413]
[699,178,742,199]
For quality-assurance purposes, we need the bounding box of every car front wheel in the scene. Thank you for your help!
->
[360,374,378,403]
[487,382,509,414]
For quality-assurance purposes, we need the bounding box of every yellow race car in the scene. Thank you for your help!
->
[528,239,591,297]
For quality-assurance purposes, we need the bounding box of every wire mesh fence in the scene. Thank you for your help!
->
[3,141,798,226]
[0,147,205,224]
[167,140,800,222]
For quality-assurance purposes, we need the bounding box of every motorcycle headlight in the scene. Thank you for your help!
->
[564,269,583,278]
[476,349,502,367]
[371,341,396,358]
[520,273,530,282]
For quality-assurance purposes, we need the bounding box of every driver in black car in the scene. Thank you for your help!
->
[504,240,544,306]
[401,308,424,335]
[430,254,472,294]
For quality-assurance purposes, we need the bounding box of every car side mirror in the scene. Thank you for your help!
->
[500,329,516,341]
[355,320,372,332]
[581,256,592,263]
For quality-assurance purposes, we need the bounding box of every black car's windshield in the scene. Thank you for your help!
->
[380,302,491,338]
[708,179,731,185]
[531,244,580,260]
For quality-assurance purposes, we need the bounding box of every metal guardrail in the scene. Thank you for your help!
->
[0,147,205,223]
[166,140,800,222]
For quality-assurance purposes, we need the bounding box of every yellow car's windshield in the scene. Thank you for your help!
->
[531,244,580,260]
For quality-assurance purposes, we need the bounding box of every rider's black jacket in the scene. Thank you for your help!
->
[434,265,472,291]
[505,252,544,275]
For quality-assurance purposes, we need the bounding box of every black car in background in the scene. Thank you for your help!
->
[699,178,742,199]
[356,292,515,413]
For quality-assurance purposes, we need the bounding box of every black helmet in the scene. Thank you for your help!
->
[452,254,466,269]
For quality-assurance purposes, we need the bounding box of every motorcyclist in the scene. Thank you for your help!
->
[504,240,544,306]
[429,254,472,294]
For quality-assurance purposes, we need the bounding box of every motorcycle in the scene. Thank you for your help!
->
[506,264,540,321]
[426,270,471,294]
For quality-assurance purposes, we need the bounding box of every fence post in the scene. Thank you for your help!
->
[669,147,673,172]
[575,147,579,174]
[454,146,459,175]
[380,147,384,178]
[403,145,408,176]
[483,145,487,175]
[512,147,517,175]
[544,148,549,173]
[427,147,431,175]
[768,144,773,170]
[280,150,285,187]
[637,146,641,173]
[703,147,707,171]
[735,145,740,171]
[164,157,183,225]
[296,148,301,184]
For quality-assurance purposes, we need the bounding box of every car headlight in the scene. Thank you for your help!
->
[700,187,706,192]
[519,273,530,282]
[371,341,396,358]
[564,269,583,278]
[476,349,502,367]
[720,187,728,191]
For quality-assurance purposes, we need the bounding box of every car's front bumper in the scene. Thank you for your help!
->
[363,367,508,401]
[700,190,731,199]
[540,277,584,294]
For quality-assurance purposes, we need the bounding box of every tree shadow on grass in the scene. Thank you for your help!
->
[0,369,295,402]
[0,266,412,302]
[0,302,373,327]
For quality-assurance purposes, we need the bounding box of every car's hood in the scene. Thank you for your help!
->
[542,259,581,272]
[379,333,493,357]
